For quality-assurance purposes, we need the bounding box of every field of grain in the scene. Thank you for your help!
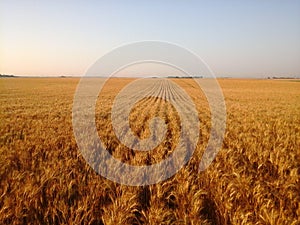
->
[0,78,299,224]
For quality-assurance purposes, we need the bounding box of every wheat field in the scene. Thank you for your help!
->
[0,78,299,224]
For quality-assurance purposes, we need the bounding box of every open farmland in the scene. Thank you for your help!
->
[0,78,299,224]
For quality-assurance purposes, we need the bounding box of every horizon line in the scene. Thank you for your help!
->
[1,74,299,79]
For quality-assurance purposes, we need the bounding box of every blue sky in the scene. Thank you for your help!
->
[0,0,299,77]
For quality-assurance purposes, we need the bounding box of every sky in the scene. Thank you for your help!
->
[0,0,300,77]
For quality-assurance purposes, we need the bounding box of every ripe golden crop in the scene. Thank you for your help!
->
[0,78,299,224]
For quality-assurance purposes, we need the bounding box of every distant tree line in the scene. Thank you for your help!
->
[167,75,203,78]
[267,76,298,79]
[0,74,15,78]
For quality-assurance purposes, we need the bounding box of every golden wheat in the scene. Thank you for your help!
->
[0,78,299,224]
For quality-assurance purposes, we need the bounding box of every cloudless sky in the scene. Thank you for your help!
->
[0,0,300,77]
